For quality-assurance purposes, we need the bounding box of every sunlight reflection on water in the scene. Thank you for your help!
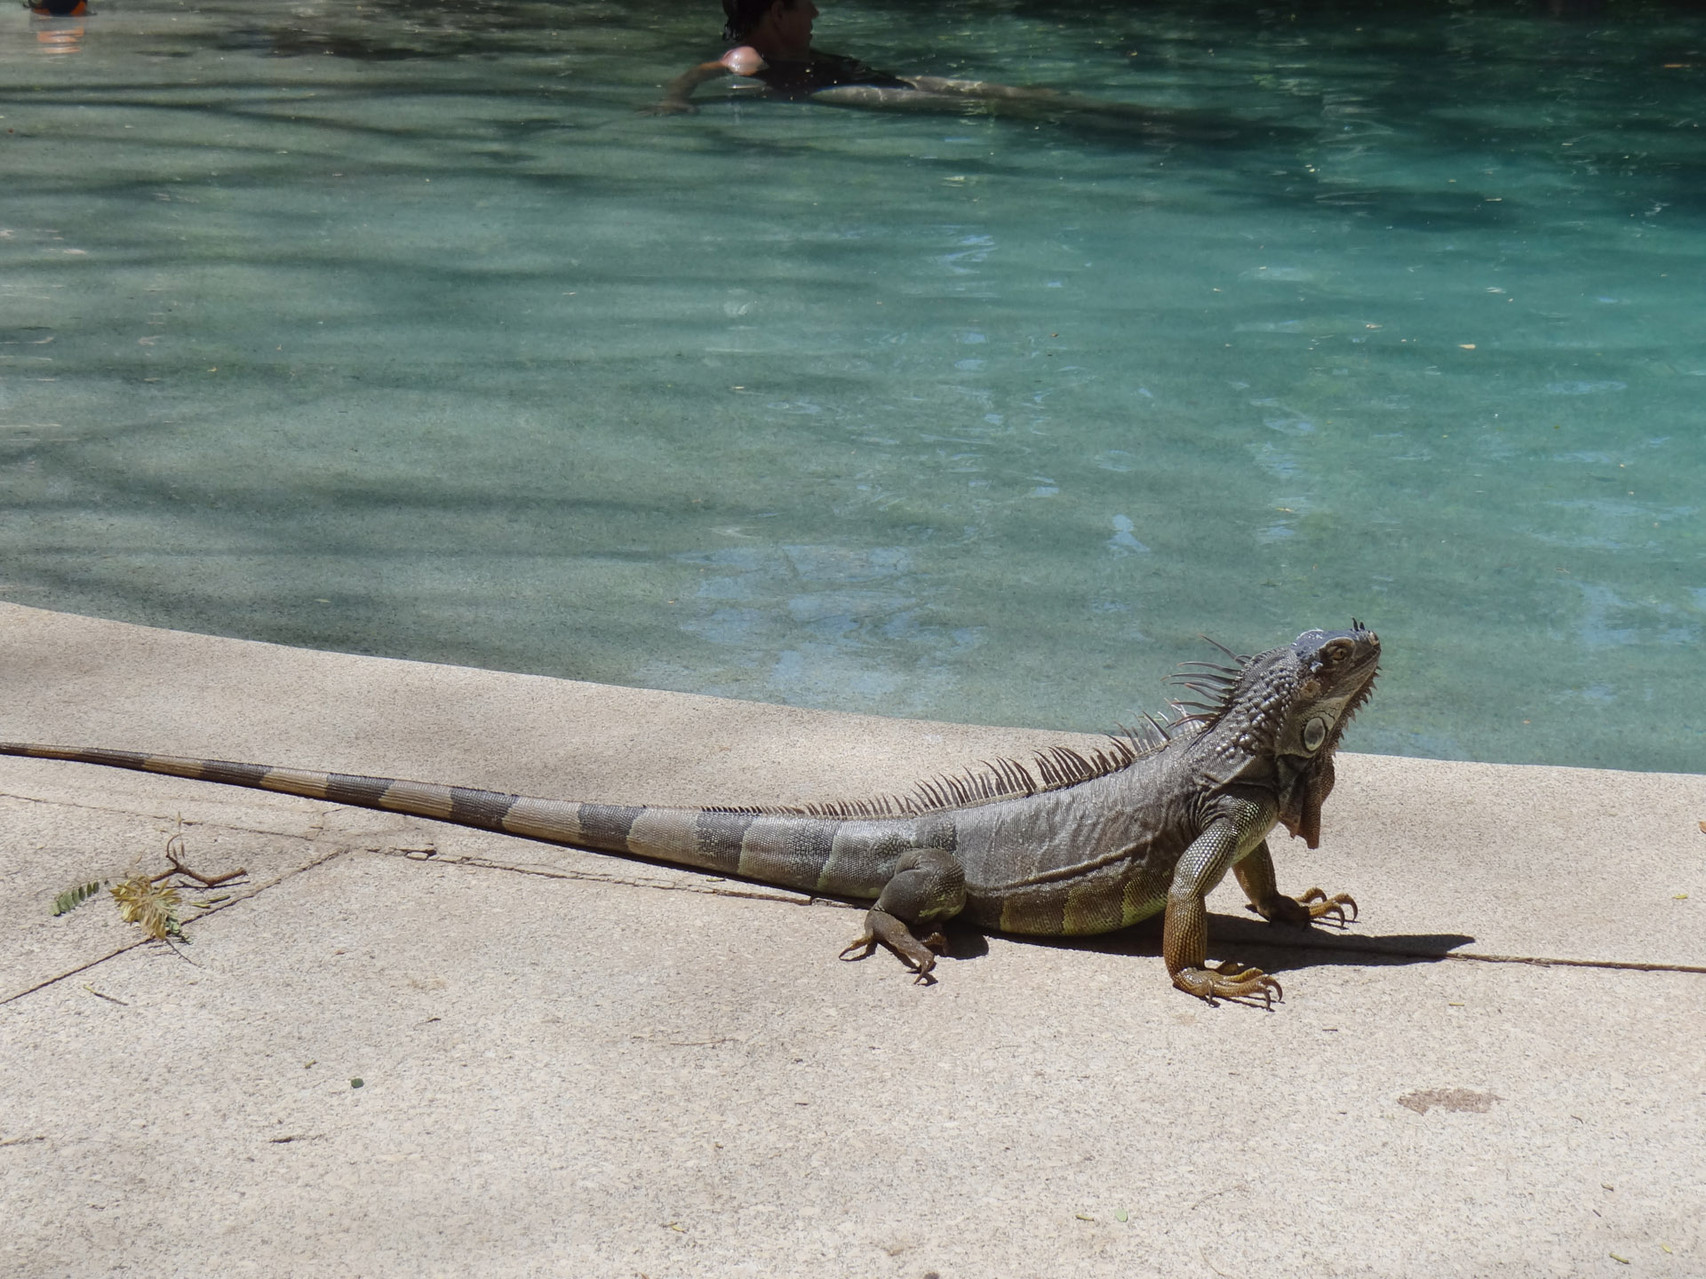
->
[1,0,1701,771]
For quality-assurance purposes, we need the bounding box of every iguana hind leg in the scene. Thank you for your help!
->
[838,847,966,984]
[1234,842,1358,927]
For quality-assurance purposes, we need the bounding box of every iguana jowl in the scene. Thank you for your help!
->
[4,624,1379,1005]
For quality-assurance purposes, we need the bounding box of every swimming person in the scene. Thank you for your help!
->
[649,0,1273,146]
[652,0,1075,115]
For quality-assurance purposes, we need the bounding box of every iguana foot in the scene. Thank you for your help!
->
[1171,960,1283,1008]
[839,908,946,983]
[838,847,965,984]
[1247,887,1357,928]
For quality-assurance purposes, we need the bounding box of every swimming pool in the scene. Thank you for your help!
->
[2,0,1701,772]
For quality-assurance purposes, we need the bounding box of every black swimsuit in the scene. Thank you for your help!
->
[748,51,911,99]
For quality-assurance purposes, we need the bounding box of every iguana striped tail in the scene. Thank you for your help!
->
[0,741,751,876]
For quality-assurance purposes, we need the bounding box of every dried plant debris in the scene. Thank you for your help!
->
[109,872,185,941]
[51,827,247,942]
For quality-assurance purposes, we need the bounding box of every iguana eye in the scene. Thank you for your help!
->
[1303,717,1329,752]
[1323,639,1352,664]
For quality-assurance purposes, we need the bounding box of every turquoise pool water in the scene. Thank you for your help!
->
[2,1,1702,772]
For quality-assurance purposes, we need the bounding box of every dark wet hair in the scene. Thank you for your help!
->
[722,0,788,43]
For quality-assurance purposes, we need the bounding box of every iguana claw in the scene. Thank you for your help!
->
[1296,887,1358,926]
[1171,960,1283,1008]
[1246,887,1358,928]
[838,935,878,963]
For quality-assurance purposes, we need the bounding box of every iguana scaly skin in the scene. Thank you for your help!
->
[4,624,1378,1005]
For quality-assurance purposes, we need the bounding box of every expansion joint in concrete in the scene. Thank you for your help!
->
[368,842,842,911]
[1230,932,1706,977]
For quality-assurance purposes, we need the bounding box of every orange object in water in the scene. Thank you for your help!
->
[30,0,87,53]
[35,24,87,54]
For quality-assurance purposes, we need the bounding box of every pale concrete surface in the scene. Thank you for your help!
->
[1,601,1702,1278]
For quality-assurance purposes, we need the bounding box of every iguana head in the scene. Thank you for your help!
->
[1274,624,1382,762]
[1179,622,1380,847]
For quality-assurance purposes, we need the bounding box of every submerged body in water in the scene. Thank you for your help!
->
[741,48,912,98]
[653,1,1284,144]
[654,5,1058,115]
[655,0,926,110]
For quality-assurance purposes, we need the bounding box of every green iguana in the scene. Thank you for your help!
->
[4,624,1379,1005]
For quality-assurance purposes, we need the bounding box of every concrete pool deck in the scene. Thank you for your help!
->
[1,600,1702,1278]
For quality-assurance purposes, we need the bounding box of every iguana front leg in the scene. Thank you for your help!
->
[1165,807,1285,1006]
[1234,841,1357,927]
[839,847,966,984]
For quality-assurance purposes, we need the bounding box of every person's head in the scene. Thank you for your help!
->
[722,0,817,52]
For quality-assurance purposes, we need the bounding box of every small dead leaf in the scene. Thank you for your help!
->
[110,875,183,940]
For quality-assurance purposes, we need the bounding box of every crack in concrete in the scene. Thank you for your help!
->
[1444,951,1706,975]
[1,787,428,850]
[0,788,363,853]
[1228,933,1706,976]
[369,844,835,910]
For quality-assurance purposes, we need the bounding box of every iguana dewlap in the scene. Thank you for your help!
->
[4,624,1379,1005]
